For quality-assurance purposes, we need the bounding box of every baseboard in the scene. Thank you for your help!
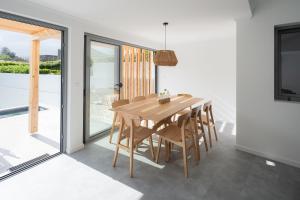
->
[66,143,84,154]
[235,144,300,168]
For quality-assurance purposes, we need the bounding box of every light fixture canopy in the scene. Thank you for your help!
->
[154,22,178,66]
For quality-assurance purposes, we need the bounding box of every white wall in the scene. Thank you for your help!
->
[236,0,300,167]
[0,0,158,153]
[158,31,236,124]
[0,73,60,109]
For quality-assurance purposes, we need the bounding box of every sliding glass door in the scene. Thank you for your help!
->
[84,34,157,142]
[84,36,120,142]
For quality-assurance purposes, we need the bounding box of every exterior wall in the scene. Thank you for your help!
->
[0,73,60,109]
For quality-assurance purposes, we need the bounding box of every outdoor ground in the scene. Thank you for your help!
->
[0,106,60,176]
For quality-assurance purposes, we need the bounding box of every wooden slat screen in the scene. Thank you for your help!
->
[121,46,155,100]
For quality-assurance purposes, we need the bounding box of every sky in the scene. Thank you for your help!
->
[0,30,61,59]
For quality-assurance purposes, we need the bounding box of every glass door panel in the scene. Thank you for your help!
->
[85,39,120,141]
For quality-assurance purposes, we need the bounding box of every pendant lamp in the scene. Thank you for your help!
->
[153,22,178,66]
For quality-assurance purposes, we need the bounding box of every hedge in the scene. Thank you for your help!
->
[0,61,61,75]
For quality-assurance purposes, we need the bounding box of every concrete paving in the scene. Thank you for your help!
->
[0,106,60,176]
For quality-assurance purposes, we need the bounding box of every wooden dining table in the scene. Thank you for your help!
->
[111,95,205,177]
[113,95,204,123]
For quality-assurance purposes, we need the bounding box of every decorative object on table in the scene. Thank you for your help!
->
[153,22,178,66]
[158,89,170,104]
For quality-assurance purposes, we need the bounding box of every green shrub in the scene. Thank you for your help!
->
[40,60,61,70]
[0,61,61,74]
[0,65,29,73]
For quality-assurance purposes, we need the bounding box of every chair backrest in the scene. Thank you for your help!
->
[177,93,192,98]
[146,93,158,98]
[191,105,202,119]
[119,112,141,129]
[112,99,129,108]
[132,96,146,102]
[203,101,215,122]
[203,101,212,112]
[177,111,192,128]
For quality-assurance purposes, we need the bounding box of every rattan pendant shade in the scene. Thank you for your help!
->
[153,22,178,66]
[154,50,178,66]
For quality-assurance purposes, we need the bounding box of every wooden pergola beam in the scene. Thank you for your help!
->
[28,40,40,133]
[31,29,61,41]
[0,18,60,40]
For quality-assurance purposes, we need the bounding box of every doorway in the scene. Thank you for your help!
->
[84,33,157,143]
[0,12,67,179]
[84,36,120,142]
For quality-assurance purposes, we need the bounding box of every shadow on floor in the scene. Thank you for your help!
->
[31,134,60,149]
[69,122,300,200]
[0,148,19,174]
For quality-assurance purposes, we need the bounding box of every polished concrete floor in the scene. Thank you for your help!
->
[0,121,300,200]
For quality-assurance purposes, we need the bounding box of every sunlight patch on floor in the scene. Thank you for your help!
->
[0,155,144,200]
[94,135,166,169]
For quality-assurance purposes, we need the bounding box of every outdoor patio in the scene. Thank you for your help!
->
[0,105,60,176]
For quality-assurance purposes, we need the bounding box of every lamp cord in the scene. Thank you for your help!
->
[164,23,167,50]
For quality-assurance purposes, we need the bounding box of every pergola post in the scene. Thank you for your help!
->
[29,39,40,133]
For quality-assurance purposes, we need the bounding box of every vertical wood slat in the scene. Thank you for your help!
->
[130,47,134,100]
[120,46,155,100]
[142,50,146,96]
[136,48,140,96]
[29,40,40,133]
[148,51,152,94]
[122,46,126,99]
[126,46,130,99]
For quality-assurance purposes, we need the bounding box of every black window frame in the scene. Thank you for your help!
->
[274,23,300,103]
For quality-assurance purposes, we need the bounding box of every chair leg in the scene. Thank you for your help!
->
[168,142,172,161]
[109,112,117,143]
[149,136,155,160]
[213,126,218,141]
[207,125,212,148]
[182,145,189,178]
[126,137,129,148]
[155,137,162,163]
[112,122,123,167]
[203,134,209,152]
[165,140,170,162]
[129,135,134,178]
[193,134,200,161]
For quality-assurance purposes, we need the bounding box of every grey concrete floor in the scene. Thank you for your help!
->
[69,122,300,200]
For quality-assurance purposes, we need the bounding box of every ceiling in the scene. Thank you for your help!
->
[25,0,252,45]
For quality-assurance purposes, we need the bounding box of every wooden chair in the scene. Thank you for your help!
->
[190,105,208,160]
[109,99,130,144]
[202,101,218,148]
[132,96,146,102]
[132,95,150,127]
[112,112,155,178]
[146,93,158,98]
[173,93,193,121]
[154,112,197,178]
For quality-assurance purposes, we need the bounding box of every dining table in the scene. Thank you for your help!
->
[113,95,204,123]
[111,94,206,177]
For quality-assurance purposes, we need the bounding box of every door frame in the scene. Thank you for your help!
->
[0,11,68,180]
[83,33,157,143]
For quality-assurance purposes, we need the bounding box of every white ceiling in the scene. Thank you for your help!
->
[25,0,252,45]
